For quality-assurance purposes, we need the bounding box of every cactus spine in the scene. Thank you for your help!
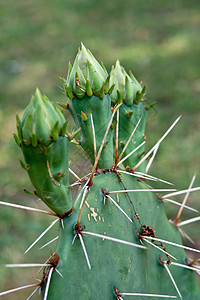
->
[4,44,200,299]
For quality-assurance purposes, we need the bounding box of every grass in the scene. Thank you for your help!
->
[0,0,200,298]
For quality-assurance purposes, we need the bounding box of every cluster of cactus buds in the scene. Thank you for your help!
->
[2,44,199,299]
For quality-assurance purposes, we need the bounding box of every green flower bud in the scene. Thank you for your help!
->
[21,88,66,146]
[109,60,143,106]
[66,43,108,98]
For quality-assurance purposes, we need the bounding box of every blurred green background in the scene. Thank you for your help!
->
[0,0,200,298]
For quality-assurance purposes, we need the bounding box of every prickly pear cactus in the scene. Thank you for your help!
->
[9,44,200,299]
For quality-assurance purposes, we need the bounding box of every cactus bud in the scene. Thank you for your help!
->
[21,89,66,147]
[66,43,108,97]
[109,60,143,106]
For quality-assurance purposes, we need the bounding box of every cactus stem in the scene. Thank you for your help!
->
[5,263,52,268]
[44,267,54,300]
[69,168,82,182]
[133,116,182,172]
[0,201,57,216]
[39,236,59,250]
[146,144,159,174]
[163,186,200,199]
[114,109,119,167]
[117,116,142,166]
[106,195,133,223]
[174,174,196,224]
[81,231,147,250]
[178,216,200,227]
[162,198,198,213]
[165,261,200,273]
[27,286,40,300]
[143,236,200,254]
[120,292,178,298]
[24,218,59,254]
[142,238,177,260]
[89,103,122,185]
[117,141,146,167]
[90,113,97,163]
[162,263,182,299]
[47,160,61,187]
[108,188,176,195]
[78,233,92,270]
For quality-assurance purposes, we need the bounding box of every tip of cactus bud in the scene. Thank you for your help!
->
[80,42,86,50]
[35,87,43,100]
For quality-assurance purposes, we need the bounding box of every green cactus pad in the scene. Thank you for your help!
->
[21,136,72,216]
[13,45,200,300]
[117,102,148,172]
[68,94,114,168]
[43,172,200,299]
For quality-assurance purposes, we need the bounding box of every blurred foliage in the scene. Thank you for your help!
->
[0,0,200,298]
